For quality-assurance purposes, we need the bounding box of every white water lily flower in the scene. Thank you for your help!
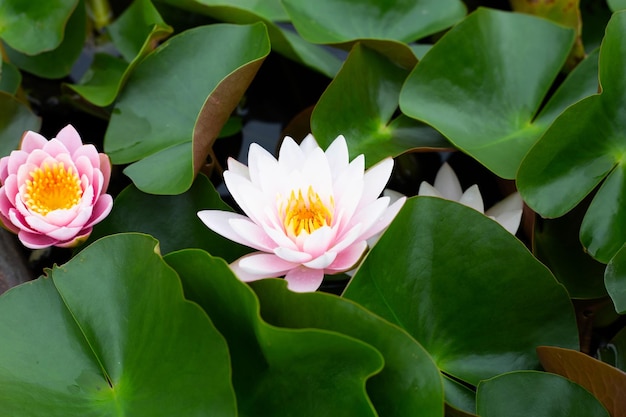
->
[418,162,523,235]
[198,134,406,292]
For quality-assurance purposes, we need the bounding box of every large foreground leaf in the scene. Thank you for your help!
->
[477,371,609,416]
[344,197,579,410]
[251,279,445,417]
[0,233,236,416]
[166,249,383,417]
[518,11,626,263]
[400,7,578,179]
[105,23,270,194]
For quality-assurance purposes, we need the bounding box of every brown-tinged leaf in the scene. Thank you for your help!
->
[537,346,626,417]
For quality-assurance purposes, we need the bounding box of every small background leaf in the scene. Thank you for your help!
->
[538,346,626,417]
[604,243,626,313]
[0,92,41,158]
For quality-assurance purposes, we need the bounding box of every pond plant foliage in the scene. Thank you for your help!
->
[1,0,626,415]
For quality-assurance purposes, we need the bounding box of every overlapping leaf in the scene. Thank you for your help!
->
[477,371,609,416]
[605,244,626,313]
[104,22,270,195]
[166,250,383,416]
[154,0,342,77]
[0,0,78,54]
[0,233,236,416]
[344,197,579,411]
[0,60,21,94]
[400,7,583,179]
[3,1,86,79]
[250,279,445,417]
[517,11,626,263]
[87,174,250,260]
[311,44,450,167]
[65,0,173,106]
[538,346,626,417]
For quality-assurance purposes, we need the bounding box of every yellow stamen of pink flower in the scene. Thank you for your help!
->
[23,162,82,215]
[283,186,333,236]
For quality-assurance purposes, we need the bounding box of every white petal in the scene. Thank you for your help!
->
[304,251,337,269]
[493,209,523,235]
[278,136,306,172]
[417,182,442,197]
[226,157,250,180]
[360,196,406,241]
[247,143,280,192]
[300,134,320,154]
[325,135,350,177]
[238,252,297,275]
[486,192,523,218]
[326,240,368,273]
[198,210,268,250]
[459,184,485,213]
[358,158,394,209]
[229,217,278,251]
[274,247,313,263]
[433,163,462,201]
[223,171,271,225]
[303,226,336,258]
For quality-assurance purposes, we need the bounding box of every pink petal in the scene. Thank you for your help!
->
[261,223,299,251]
[284,266,325,292]
[42,139,70,157]
[223,171,271,225]
[238,252,297,275]
[274,247,313,263]
[74,155,95,186]
[229,217,278,252]
[20,131,48,152]
[326,240,368,273]
[56,228,92,248]
[358,158,394,208]
[55,125,83,154]
[17,230,57,249]
[329,223,363,253]
[0,198,19,234]
[45,225,83,241]
[433,163,462,201]
[7,150,29,176]
[83,194,113,228]
[99,154,111,192]
[24,215,63,234]
[3,176,17,207]
[71,143,99,168]
[0,156,8,182]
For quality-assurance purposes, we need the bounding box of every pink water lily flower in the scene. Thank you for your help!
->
[418,162,523,235]
[198,134,406,292]
[0,125,113,249]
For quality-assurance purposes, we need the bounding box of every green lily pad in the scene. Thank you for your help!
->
[0,59,21,94]
[0,233,236,416]
[65,0,173,106]
[104,22,270,195]
[311,44,450,167]
[344,197,579,389]
[605,244,626,313]
[166,249,383,416]
[0,92,41,158]
[400,7,579,179]
[608,0,626,11]
[86,174,250,260]
[3,1,86,79]
[477,371,609,416]
[282,0,465,44]
[250,278,445,417]
[154,0,342,77]
[517,11,626,263]
[0,0,78,55]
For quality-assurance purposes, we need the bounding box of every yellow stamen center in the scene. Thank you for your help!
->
[283,186,333,237]
[23,162,83,215]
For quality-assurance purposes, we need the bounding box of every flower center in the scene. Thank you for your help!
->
[283,186,333,236]
[23,162,83,215]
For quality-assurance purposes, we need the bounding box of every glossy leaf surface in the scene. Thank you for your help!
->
[283,0,465,44]
[0,0,78,54]
[477,371,609,416]
[166,249,383,416]
[3,2,86,79]
[87,174,250,260]
[311,44,450,167]
[0,60,21,94]
[0,234,236,416]
[344,197,579,387]
[518,11,626,262]
[400,7,578,179]
[105,23,270,194]
[538,346,626,417]
[605,244,626,313]
[251,279,445,417]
